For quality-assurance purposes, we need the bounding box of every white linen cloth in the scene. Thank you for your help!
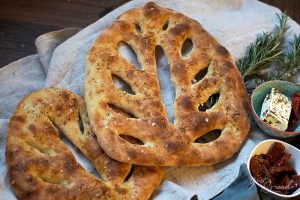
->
[1,0,300,199]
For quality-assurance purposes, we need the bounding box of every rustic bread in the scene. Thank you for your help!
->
[6,88,163,200]
[85,2,250,166]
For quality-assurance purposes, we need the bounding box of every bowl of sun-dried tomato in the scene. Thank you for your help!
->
[247,139,300,199]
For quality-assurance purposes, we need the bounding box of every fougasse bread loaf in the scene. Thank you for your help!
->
[6,88,164,200]
[85,2,250,166]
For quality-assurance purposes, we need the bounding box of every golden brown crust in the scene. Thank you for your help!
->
[85,2,250,166]
[6,88,164,200]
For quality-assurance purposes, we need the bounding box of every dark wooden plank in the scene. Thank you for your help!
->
[0,0,128,67]
[260,0,300,23]
[0,18,60,66]
[0,0,128,27]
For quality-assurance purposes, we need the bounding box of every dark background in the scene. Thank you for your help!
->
[0,0,299,68]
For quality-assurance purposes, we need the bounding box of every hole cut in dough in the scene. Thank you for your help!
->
[118,41,142,69]
[112,74,135,95]
[108,103,137,118]
[54,123,103,180]
[78,114,84,134]
[124,165,135,182]
[192,62,211,84]
[155,45,175,124]
[135,23,142,33]
[194,129,222,143]
[181,39,193,58]
[198,93,220,111]
[119,134,144,145]
[162,20,169,31]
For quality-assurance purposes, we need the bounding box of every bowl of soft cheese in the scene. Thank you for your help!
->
[251,80,300,138]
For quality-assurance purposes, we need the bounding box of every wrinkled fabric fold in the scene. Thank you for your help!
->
[213,164,260,200]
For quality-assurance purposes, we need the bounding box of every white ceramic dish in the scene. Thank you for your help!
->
[247,139,300,199]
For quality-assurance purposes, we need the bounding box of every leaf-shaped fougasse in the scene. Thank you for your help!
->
[85,2,250,166]
[6,88,163,200]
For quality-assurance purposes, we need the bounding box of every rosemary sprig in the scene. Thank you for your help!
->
[237,13,289,79]
[202,13,294,109]
[268,35,300,80]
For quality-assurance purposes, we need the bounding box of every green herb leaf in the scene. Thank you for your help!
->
[268,35,300,80]
[237,13,289,80]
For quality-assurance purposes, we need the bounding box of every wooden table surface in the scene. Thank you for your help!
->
[0,0,299,68]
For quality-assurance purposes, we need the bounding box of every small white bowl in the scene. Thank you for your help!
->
[247,139,300,199]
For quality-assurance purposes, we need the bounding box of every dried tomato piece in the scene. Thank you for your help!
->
[288,112,299,131]
[280,174,290,187]
[250,155,272,185]
[292,93,300,119]
[290,175,300,190]
[276,153,291,166]
[287,92,300,131]
[269,165,296,176]
[276,175,300,195]
[267,142,286,165]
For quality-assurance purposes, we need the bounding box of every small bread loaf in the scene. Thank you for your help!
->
[6,88,163,200]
